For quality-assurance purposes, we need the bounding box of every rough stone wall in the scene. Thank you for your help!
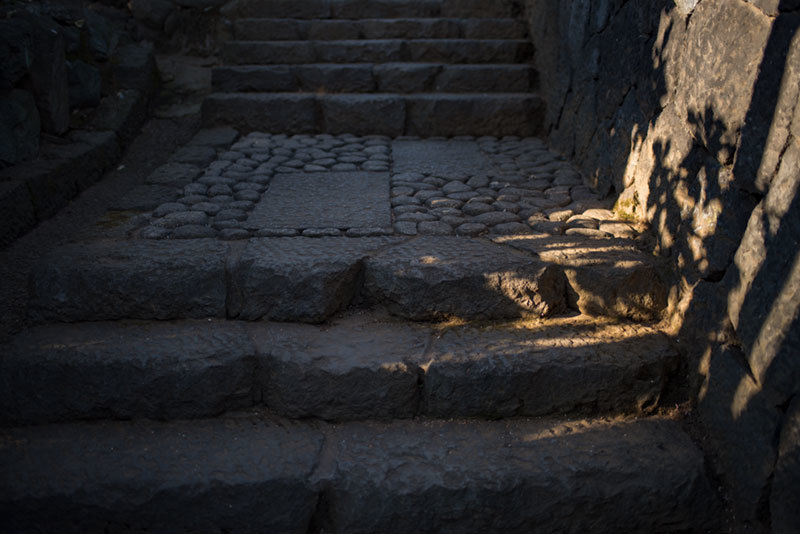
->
[524,0,799,531]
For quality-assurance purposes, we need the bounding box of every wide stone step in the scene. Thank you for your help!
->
[201,92,544,136]
[212,63,536,93]
[222,39,533,65]
[0,415,719,533]
[221,0,520,20]
[27,236,667,324]
[233,17,527,40]
[0,314,680,425]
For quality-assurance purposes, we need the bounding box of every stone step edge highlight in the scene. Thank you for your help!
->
[232,17,527,41]
[0,414,720,533]
[0,316,680,425]
[26,236,667,325]
[211,63,537,94]
[201,92,545,137]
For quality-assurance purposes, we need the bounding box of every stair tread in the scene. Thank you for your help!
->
[1,313,678,424]
[0,413,718,533]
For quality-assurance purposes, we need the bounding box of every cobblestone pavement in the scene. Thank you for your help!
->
[132,131,639,240]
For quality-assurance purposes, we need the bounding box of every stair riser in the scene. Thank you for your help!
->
[0,318,680,425]
[0,417,719,533]
[233,18,527,41]
[222,40,533,65]
[202,93,544,136]
[212,64,536,94]
[222,0,520,20]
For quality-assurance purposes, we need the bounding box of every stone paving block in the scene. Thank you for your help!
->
[0,321,256,424]
[230,237,402,322]
[111,184,179,211]
[423,317,681,418]
[248,316,428,420]
[315,39,405,63]
[187,127,240,148]
[498,234,669,321]
[28,240,230,322]
[363,236,567,320]
[246,172,391,230]
[392,138,492,175]
[0,417,323,533]
[374,62,442,93]
[203,93,319,133]
[144,161,202,187]
[320,94,406,136]
[321,417,719,533]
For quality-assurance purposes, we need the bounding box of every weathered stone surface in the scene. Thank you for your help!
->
[296,64,375,93]
[28,240,230,322]
[434,64,534,92]
[90,89,148,146]
[212,65,295,92]
[246,172,390,230]
[424,317,680,417]
[203,93,319,132]
[111,185,178,211]
[230,237,399,322]
[130,0,174,29]
[0,89,40,167]
[0,417,323,533]
[332,0,439,18]
[0,180,36,247]
[364,236,566,320]
[25,13,69,134]
[322,417,718,533]
[374,63,441,93]
[0,321,255,424]
[222,0,331,19]
[112,42,158,94]
[321,95,406,136]
[66,60,101,109]
[405,94,543,137]
[393,138,491,174]
[187,127,239,148]
[772,395,800,534]
[499,235,668,321]
[249,316,427,421]
[145,162,202,186]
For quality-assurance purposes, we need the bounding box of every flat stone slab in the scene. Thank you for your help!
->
[246,172,391,230]
[364,236,567,320]
[392,139,492,175]
[28,239,230,322]
[0,321,255,425]
[248,315,429,421]
[0,416,719,532]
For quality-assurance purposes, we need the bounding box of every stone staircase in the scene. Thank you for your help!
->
[202,0,543,136]
[0,1,722,532]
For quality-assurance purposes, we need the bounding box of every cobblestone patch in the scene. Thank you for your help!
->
[137,132,393,239]
[136,132,638,240]
[390,136,636,238]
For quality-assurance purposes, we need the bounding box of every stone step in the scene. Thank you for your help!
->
[27,236,667,325]
[0,314,680,425]
[221,0,520,20]
[233,17,528,40]
[0,414,719,533]
[222,39,533,65]
[212,64,536,94]
[201,92,544,136]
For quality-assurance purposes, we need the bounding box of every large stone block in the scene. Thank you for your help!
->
[295,64,375,93]
[202,93,319,133]
[320,94,406,136]
[0,89,40,167]
[250,317,427,420]
[230,237,399,322]
[374,63,441,93]
[0,180,36,247]
[0,321,256,424]
[28,240,230,322]
[363,237,567,321]
[0,417,323,533]
[212,66,296,92]
[112,42,158,94]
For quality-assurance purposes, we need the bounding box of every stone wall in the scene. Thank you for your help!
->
[523,0,799,530]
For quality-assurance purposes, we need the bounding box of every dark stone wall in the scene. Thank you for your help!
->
[524,0,799,531]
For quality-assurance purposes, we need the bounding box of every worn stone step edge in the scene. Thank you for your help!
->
[201,92,545,136]
[0,414,720,533]
[233,17,528,41]
[27,236,668,325]
[212,63,537,94]
[222,0,521,20]
[0,315,681,425]
[221,39,534,65]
